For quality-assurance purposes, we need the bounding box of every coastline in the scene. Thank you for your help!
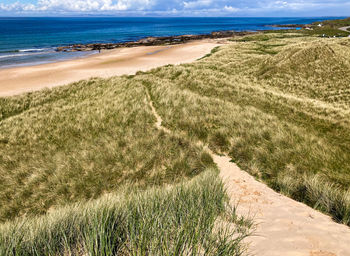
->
[55,30,254,52]
[0,30,258,71]
[2,16,344,97]
[0,39,222,97]
[1,17,343,71]
[0,50,99,70]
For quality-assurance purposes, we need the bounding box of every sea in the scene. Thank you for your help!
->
[0,17,345,68]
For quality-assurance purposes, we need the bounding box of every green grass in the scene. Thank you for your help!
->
[0,170,252,256]
[312,17,350,28]
[0,77,214,221]
[300,17,350,37]
[232,34,271,42]
[198,46,221,60]
[301,27,349,37]
[134,33,350,225]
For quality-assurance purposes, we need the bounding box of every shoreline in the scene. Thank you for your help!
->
[0,27,301,71]
[56,21,327,53]
[1,17,337,97]
[0,30,259,71]
[0,50,99,70]
[0,39,223,97]
[1,17,342,71]
[55,30,255,52]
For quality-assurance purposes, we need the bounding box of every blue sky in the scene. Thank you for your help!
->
[0,0,349,16]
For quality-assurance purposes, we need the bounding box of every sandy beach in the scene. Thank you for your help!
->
[0,39,220,97]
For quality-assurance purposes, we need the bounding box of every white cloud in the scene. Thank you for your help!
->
[224,5,239,12]
[0,0,154,13]
[0,0,350,15]
[0,2,36,11]
[262,0,324,10]
[183,0,212,9]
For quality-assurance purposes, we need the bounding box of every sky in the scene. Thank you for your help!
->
[0,0,349,16]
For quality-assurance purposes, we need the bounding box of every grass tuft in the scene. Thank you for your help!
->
[0,170,251,256]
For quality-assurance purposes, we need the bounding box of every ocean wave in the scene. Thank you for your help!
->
[18,48,49,52]
[0,48,53,55]
[0,52,49,59]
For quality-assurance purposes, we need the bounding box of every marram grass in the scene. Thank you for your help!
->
[0,170,252,256]
[0,77,214,221]
[137,33,350,225]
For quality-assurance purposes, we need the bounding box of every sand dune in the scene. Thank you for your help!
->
[146,75,350,256]
[2,35,350,255]
[0,39,220,97]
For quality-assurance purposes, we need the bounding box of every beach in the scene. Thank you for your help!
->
[0,39,221,97]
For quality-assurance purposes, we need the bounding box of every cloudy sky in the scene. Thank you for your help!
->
[0,0,349,16]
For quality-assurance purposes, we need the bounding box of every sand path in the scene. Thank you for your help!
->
[339,26,350,32]
[0,39,219,97]
[216,154,350,256]
[146,85,350,256]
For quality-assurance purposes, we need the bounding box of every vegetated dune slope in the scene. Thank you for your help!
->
[0,77,215,221]
[0,32,349,255]
[259,40,350,105]
[0,75,250,255]
[138,33,350,225]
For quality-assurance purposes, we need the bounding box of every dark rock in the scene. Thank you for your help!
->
[55,30,254,52]
[268,24,306,28]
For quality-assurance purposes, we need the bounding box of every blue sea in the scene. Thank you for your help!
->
[0,17,345,68]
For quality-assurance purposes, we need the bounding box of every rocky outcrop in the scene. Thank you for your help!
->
[56,31,253,52]
[268,24,306,28]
